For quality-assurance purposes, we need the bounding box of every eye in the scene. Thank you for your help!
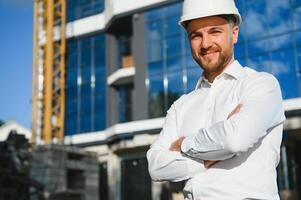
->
[190,33,202,40]
[211,30,222,35]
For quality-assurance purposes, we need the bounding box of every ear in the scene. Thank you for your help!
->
[232,25,239,44]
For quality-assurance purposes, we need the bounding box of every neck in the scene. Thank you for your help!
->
[204,57,235,83]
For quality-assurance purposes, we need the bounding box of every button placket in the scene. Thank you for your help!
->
[206,87,214,126]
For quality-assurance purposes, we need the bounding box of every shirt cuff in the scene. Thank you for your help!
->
[181,135,193,154]
[181,129,224,156]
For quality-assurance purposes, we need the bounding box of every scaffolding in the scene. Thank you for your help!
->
[32,0,66,145]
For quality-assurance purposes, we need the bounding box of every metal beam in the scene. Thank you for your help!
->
[31,0,38,145]
[43,0,54,144]
[32,0,66,144]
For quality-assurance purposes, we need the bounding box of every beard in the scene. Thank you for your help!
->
[193,45,233,74]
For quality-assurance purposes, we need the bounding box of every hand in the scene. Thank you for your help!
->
[227,104,242,119]
[204,160,219,169]
[169,137,185,152]
[203,104,242,168]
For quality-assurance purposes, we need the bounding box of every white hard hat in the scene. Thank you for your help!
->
[179,0,242,28]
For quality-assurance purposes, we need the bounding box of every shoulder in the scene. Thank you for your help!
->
[168,90,198,111]
[242,67,280,89]
[238,68,282,100]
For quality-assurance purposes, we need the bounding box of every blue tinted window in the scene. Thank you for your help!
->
[147,20,163,62]
[65,33,106,135]
[295,30,301,47]
[235,0,246,20]
[95,113,105,130]
[266,0,292,35]
[247,39,269,57]
[184,34,191,53]
[66,67,77,86]
[148,74,165,118]
[148,75,164,93]
[167,70,184,107]
[119,85,133,123]
[145,0,301,121]
[238,58,247,68]
[248,50,299,99]
[65,116,77,135]
[185,54,198,68]
[67,0,104,22]
[145,7,162,22]
[165,17,181,37]
[244,0,268,40]
[94,34,106,131]
[80,84,91,114]
[247,53,270,72]
[80,116,91,133]
[147,21,162,40]
[166,56,181,72]
[166,35,182,58]
[292,0,301,7]
[148,60,164,76]
[81,39,92,65]
[269,33,293,51]
[292,6,301,30]
[146,2,200,118]
[234,43,246,59]
[270,49,298,99]
[296,47,301,95]
[163,3,181,17]
[81,68,91,85]
[236,0,300,100]
[147,40,162,62]
[186,67,202,92]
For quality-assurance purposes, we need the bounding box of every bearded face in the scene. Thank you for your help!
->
[187,16,239,81]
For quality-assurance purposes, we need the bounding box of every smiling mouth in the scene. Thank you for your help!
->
[202,51,218,58]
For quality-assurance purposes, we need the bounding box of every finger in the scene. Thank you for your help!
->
[236,103,243,111]
[204,160,218,168]
[227,104,243,119]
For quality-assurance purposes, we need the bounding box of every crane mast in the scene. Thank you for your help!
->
[32,0,66,144]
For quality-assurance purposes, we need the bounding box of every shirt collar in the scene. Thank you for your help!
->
[195,60,243,90]
[223,60,243,80]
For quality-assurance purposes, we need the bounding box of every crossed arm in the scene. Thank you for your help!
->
[169,104,242,168]
[147,73,285,182]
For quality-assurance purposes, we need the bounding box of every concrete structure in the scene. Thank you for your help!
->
[32,0,301,199]
[31,145,99,200]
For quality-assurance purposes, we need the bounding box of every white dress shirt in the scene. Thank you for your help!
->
[147,60,286,200]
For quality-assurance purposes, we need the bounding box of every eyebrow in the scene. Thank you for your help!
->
[189,31,201,37]
[189,26,224,37]
[209,27,223,31]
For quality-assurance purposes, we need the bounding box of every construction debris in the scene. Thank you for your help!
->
[31,145,99,200]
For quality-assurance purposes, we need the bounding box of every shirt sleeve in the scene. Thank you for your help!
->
[147,102,205,182]
[181,73,286,160]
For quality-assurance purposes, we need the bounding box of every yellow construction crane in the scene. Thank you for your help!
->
[32,0,66,144]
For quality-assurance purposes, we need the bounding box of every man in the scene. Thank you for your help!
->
[147,0,286,199]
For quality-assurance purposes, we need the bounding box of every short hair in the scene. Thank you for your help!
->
[219,14,239,26]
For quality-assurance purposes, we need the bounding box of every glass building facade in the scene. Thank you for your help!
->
[57,0,301,199]
[146,0,301,119]
[67,0,104,22]
[236,0,301,99]
[146,3,202,118]
[65,34,106,135]
[119,84,133,123]
[144,1,301,198]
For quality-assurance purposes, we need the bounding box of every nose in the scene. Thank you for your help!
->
[201,34,212,49]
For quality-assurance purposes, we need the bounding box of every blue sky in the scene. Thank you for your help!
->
[0,0,32,128]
